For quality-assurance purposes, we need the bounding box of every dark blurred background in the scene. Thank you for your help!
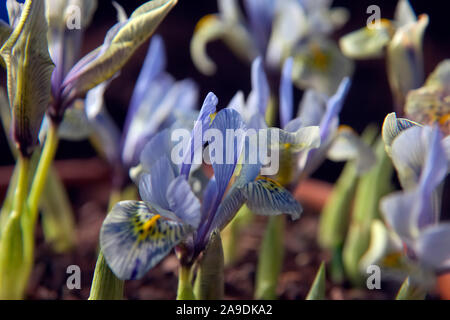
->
[0,0,449,182]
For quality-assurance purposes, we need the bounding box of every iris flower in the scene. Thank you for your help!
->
[231,57,375,187]
[99,92,319,280]
[361,117,450,285]
[191,0,352,95]
[340,0,428,112]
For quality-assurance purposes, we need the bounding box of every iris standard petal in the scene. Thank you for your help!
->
[297,89,327,126]
[180,92,218,177]
[246,57,270,117]
[279,57,294,129]
[138,156,175,209]
[123,35,166,136]
[319,77,351,142]
[166,176,201,229]
[100,200,192,280]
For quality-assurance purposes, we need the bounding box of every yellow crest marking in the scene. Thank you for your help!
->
[142,214,161,233]
[209,112,217,125]
[195,14,219,32]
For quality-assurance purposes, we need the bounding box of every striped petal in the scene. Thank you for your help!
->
[61,0,177,106]
[0,0,55,156]
[382,112,420,156]
[243,177,302,219]
[139,155,175,210]
[100,200,192,280]
[166,176,201,228]
[180,92,218,177]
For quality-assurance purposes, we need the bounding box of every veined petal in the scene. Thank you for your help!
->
[139,155,175,210]
[209,108,246,198]
[0,0,55,156]
[227,91,246,116]
[279,57,294,129]
[100,200,192,280]
[140,128,176,173]
[243,177,302,220]
[180,92,218,177]
[123,35,166,137]
[382,112,420,156]
[246,57,270,117]
[327,126,376,173]
[166,176,201,229]
[416,223,450,271]
[61,0,177,105]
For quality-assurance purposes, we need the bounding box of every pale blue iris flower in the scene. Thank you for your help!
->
[99,92,317,280]
[191,0,352,95]
[362,118,450,284]
[230,57,374,186]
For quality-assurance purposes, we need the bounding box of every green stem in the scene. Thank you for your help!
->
[177,265,196,300]
[0,156,30,299]
[255,215,285,300]
[27,123,60,228]
[89,251,124,300]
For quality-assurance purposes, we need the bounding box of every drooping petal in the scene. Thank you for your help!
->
[190,13,257,76]
[268,126,321,153]
[166,176,201,229]
[279,57,294,129]
[6,0,23,28]
[243,177,302,219]
[179,92,218,177]
[61,0,177,107]
[0,0,55,156]
[416,223,450,271]
[339,22,393,60]
[246,57,270,117]
[100,200,192,280]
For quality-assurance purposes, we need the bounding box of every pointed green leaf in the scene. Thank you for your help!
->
[193,230,224,300]
[306,262,326,300]
[0,0,55,156]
